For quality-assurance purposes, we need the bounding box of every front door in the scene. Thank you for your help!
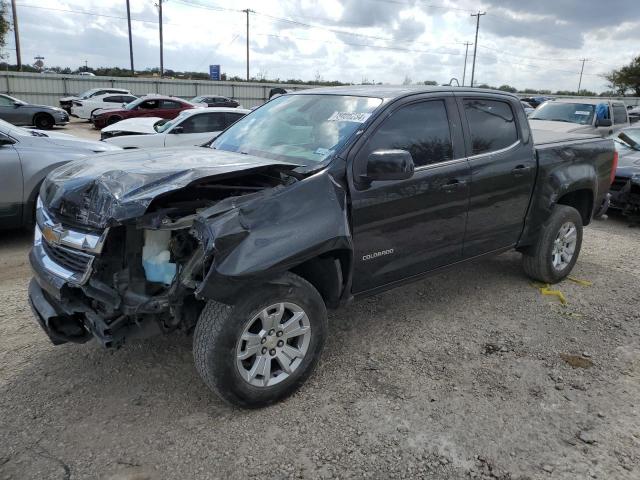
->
[349,96,470,293]
[0,138,23,227]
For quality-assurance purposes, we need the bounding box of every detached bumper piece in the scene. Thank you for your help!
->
[610,176,640,220]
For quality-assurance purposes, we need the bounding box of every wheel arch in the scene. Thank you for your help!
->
[556,188,593,226]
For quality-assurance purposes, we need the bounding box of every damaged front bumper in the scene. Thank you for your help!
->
[609,175,640,217]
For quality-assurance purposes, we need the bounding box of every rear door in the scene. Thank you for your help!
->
[457,94,536,257]
[159,99,187,119]
[612,103,629,133]
[349,94,470,293]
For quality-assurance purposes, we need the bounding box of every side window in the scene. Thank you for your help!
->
[103,96,122,103]
[360,100,453,168]
[122,96,137,103]
[139,100,159,109]
[463,99,518,155]
[0,96,14,106]
[613,104,628,125]
[180,113,225,133]
[91,90,106,98]
[225,112,245,127]
[161,100,183,109]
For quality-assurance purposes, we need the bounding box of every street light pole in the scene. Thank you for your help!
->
[126,0,135,75]
[158,0,164,77]
[10,0,21,71]
[577,58,588,93]
[242,9,252,81]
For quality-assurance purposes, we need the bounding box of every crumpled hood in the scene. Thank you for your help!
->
[616,146,640,178]
[101,117,163,135]
[41,147,299,228]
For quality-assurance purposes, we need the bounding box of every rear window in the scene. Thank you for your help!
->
[464,99,518,155]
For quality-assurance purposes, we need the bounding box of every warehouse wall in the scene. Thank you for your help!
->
[0,72,319,108]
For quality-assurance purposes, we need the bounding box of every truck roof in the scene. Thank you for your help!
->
[289,85,519,101]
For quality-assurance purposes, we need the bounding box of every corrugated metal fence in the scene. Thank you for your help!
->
[0,71,319,108]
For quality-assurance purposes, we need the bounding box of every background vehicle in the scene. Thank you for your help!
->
[0,94,69,130]
[91,95,198,129]
[627,105,640,124]
[529,98,629,137]
[521,101,535,116]
[28,87,614,408]
[59,88,132,113]
[190,96,240,108]
[71,93,138,120]
[609,127,640,218]
[0,119,120,229]
[101,107,249,147]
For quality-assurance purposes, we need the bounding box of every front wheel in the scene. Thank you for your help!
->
[193,272,327,408]
[33,113,54,130]
[522,205,583,284]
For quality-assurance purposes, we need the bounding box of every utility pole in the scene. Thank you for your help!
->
[157,0,164,77]
[242,9,252,81]
[470,11,485,88]
[462,42,472,86]
[126,0,134,75]
[84,60,88,71]
[577,58,588,93]
[10,0,21,70]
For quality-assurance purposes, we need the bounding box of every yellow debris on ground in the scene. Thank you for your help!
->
[531,283,567,304]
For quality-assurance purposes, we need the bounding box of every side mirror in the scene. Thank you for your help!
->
[13,102,21,108]
[171,126,184,134]
[0,135,15,145]
[596,118,612,127]
[360,149,415,183]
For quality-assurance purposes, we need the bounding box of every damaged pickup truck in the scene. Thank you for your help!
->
[29,87,616,408]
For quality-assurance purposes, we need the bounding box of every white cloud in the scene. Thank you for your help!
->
[4,0,638,92]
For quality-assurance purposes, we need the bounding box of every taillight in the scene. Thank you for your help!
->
[610,150,618,185]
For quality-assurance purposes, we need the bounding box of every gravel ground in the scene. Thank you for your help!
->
[0,216,638,480]
[0,123,638,479]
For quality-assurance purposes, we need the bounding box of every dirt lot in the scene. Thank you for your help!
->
[0,124,638,479]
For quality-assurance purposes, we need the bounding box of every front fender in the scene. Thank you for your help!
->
[193,169,353,304]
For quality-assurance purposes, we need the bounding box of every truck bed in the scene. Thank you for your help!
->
[531,128,601,147]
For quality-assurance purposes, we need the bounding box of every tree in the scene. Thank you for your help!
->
[402,75,413,85]
[498,84,517,93]
[0,2,9,59]
[423,80,437,85]
[604,55,640,96]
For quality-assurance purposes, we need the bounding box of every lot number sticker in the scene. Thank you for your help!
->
[328,112,372,122]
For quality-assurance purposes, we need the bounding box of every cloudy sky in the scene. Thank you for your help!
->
[5,0,639,92]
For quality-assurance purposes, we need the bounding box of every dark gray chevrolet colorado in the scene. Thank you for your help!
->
[28,86,615,407]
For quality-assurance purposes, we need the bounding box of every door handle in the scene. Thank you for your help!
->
[511,165,533,176]
[440,179,466,192]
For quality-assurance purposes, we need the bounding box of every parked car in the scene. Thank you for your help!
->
[190,95,240,108]
[269,87,292,99]
[529,98,630,137]
[521,96,552,108]
[0,94,69,130]
[28,86,614,408]
[91,95,198,129]
[77,72,96,76]
[71,93,138,120]
[609,127,640,219]
[101,107,250,147]
[59,88,132,114]
[0,119,120,229]
[626,105,640,124]
[521,101,535,116]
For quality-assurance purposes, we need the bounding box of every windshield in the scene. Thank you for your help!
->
[78,89,99,100]
[211,94,382,164]
[530,102,595,125]
[154,111,190,133]
[0,118,27,136]
[615,129,640,151]
[124,97,147,110]
[191,96,204,103]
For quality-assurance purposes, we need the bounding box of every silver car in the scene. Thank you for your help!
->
[0,94,69,130]
[0,119,121,229]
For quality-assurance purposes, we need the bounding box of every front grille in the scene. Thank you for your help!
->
[42,240,94,275]
[610,176,629,192]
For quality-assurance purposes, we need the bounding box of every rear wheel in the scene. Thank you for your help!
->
[33,113,54,130]
[522,205,583,284]
[106,115,122,126]
[193,272,327,408]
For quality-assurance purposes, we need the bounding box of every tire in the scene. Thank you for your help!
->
[106,115,122,126]
[33,113,54,130]
[193,272,327,408]
[522,205,583,284]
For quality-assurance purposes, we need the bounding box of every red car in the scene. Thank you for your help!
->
[91,96,198,129]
